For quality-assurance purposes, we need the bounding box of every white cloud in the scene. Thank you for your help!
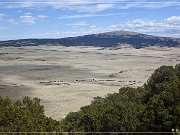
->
[8,18,18,24]
[59,15,180,38]
[3,15,180,40]
[115,1,180,9]
[58,13,124,19]
[110,25,118,28]
[0,13,6,21]
[1,0,180,13]
[165,16,180,25]
[67,21,89,26]
[25,12,32,15]
[19,15,35,24]
[63,3,115,13]
[90,25,96,28]
[16,15,180,38]
[17,10,22,13]
[37,15,48,19]
[106,16,180,37]
[18,14,48,24]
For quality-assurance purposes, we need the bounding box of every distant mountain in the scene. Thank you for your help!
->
[0,31,180,48]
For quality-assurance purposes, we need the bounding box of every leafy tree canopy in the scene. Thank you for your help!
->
[0,96,61,132]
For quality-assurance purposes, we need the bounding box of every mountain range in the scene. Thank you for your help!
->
[0,31,180,48]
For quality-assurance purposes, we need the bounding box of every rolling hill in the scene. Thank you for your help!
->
[0,31,179,48]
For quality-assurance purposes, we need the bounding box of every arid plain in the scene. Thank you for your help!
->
[0,45,179,120]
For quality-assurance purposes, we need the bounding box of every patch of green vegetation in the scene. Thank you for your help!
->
[0,96,61,132]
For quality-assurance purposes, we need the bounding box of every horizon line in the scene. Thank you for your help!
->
[0,30,179,42]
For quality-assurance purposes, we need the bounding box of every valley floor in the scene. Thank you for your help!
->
[0,45,179,120]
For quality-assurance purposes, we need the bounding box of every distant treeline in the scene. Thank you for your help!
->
[0,63,180,133]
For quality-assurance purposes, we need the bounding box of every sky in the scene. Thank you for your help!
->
[0,0,180,40]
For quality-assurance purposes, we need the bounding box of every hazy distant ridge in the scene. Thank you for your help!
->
[0,31,180,48]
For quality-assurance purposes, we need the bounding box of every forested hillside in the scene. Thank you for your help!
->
[0,31,179,48]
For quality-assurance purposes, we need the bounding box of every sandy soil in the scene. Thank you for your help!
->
[0,45,179,120]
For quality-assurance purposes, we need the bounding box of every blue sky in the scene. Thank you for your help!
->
[0,0,180,40]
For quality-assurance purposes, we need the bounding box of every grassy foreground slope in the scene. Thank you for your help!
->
[0,63,180,133]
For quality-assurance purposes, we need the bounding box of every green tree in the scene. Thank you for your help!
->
[0,96,61,132]
[175,63,180,78]
[144,65,178,101]
[142,64,180,132]
[142,80,180,132]
[62,87,146,132]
